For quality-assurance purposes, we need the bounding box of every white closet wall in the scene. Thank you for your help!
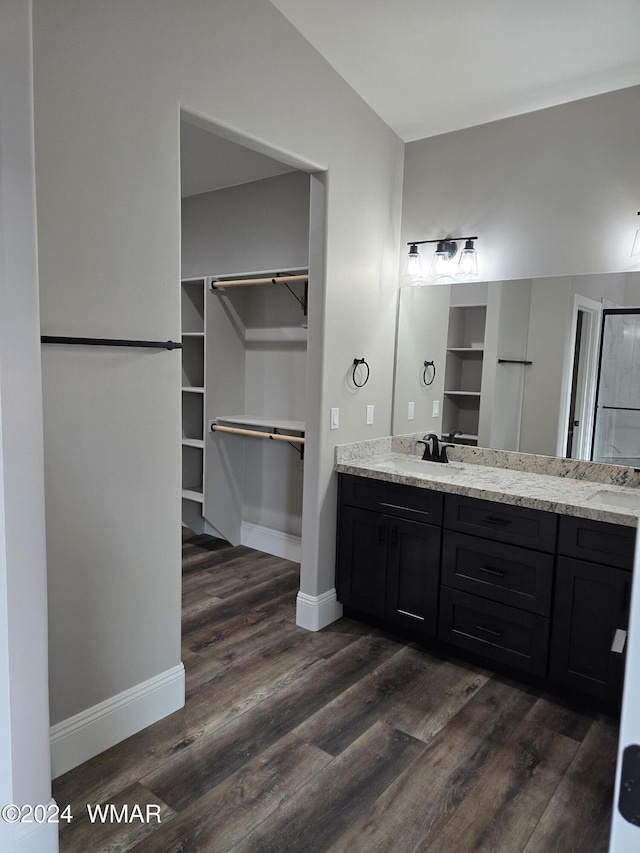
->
[182,171,310,279]
[181,170,310,551]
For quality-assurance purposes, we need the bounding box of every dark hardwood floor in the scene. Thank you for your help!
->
[53,529,619,852]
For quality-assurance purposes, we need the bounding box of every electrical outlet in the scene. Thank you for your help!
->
[432,400,440,417]
[330,407,339,430]
[366,404,374,425]
[408,401,415,420]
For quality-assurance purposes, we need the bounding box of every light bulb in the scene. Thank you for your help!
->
[405,244,423,279]
[457,239,478,277]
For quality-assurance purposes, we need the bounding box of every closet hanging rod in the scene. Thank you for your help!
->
[212,273,308,289]
[211,424,305,444]
[41,336,182,350]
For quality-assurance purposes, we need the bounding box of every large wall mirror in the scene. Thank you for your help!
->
[392,272,640,466]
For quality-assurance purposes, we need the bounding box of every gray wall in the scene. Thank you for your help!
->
[182,170,310,278]
[33,0,403,733]
[402,86,640,283]
[182,171,310,537]
[0,0,54,846]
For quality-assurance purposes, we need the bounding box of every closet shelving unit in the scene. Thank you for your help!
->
[209,267,307,448]
[181,277,206,512]
[205,267,308,545]
[442,302,487,445]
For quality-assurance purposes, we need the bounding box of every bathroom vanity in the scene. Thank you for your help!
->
[335,440,639,707]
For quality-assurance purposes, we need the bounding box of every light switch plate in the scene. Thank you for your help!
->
[330,407,339,429]
[408,402,415,420]
[366,404,374,425]
[432,400,440,417]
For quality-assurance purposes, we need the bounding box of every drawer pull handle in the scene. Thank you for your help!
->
[477,565,506,578]
[475,624,503,638]
[484,515,512,527]
[398,609,425,621]
[611,628,627,654]
[380,502,430,515]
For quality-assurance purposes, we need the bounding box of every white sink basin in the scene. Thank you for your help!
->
[588,489,640,510]
[372,457,461,478]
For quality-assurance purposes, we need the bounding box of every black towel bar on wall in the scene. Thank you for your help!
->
[41,336,182,350]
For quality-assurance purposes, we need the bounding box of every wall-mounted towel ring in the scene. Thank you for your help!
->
[352,358,370,388]
[422,360,436,386]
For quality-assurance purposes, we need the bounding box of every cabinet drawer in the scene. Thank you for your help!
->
[557,515,635,570]
[439,587,550,676]
[339,473,443,525]
[442,531,553,616]
[444,494,557,552]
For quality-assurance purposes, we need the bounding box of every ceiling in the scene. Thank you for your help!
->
[180,121,295,197]
[181,1,640,196]
[270,0,640,142]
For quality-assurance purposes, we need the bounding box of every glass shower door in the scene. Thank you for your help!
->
[592,309,640,466]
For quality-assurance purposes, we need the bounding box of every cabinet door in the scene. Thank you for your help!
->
[385,517,441,635]
[549,556,631,702]
[336,506,387,618]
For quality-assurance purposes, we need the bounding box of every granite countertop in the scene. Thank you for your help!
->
[335,438,640,528]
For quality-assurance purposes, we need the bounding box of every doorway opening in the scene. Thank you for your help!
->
[178,110,323,629]
[562,295,601,459]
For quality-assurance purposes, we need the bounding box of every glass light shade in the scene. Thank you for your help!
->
[430,242,454,277]
[631,227,640,259]
[457,239,478,277]
[405,244,423,279]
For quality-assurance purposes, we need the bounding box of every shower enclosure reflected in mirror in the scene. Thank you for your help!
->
[392,272,640,466]
[592,308,640,465]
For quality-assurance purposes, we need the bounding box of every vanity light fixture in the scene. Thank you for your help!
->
[405,236,479,282]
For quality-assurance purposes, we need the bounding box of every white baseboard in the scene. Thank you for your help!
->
[50,663,185,779]
[296,589,343,631]
[14,799,59,853]
[241,521,301,562]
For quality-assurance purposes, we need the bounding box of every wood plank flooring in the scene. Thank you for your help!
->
[53,529,620,853]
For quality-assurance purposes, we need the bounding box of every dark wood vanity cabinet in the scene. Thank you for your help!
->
[336,475,442,634]
[439,495,557,677]
[336,474,637,706]
[548,517,635,702]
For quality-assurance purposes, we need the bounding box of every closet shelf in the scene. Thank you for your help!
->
[443,390,482,397]
[441,432,478,442]
[182,488,204,504]
[449,303,487,310]
[182,438,204,449]
[182,331,205,338]
[181,386,205,394]
[446,347,484,353]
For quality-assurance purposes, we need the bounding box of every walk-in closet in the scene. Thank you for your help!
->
[180,118,310,562]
